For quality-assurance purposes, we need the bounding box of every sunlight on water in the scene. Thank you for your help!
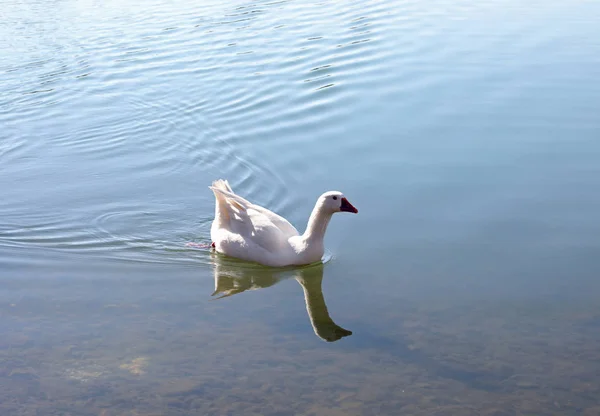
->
[2,0,600,413]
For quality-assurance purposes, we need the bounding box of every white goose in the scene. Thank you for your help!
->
[209,179,358,267]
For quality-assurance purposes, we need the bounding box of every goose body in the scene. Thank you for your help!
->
[209,179,358,267]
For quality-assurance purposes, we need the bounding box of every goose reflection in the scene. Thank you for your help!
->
[211,255,352,342]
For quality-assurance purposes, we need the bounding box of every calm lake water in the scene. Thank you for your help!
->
[2,0,600,414]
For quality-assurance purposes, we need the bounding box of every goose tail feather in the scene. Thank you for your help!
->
[209,179,233,222]
[211,179,233,193]
[209,180,248,212]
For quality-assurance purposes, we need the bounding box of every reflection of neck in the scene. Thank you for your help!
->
[296,274,352,342]
[302,203,333,243]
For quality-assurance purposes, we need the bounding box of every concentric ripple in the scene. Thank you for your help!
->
[3,0,599,266]
[1,0,396,264]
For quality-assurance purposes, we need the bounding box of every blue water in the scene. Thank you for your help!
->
[2,0,600,413]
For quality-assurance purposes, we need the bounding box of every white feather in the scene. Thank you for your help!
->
[208,179,357,267]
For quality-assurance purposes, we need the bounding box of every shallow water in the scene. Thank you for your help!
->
[2,0,600,414]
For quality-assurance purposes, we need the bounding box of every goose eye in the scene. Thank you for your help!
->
[332,196,338,200]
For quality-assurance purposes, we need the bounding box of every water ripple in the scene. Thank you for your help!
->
[5,0,594,265]
[0,0,439,263]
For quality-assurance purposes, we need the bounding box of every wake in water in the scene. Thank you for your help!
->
[185,242,214,249]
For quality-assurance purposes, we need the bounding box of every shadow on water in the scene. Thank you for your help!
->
[209,254,353,343]
[346,322,511,392]
[209,253,508,390]
[209,253,507,390]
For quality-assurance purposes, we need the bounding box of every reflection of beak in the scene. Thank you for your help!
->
[340,197,358,213]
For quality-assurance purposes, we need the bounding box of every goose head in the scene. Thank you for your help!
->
[319,191,358,214]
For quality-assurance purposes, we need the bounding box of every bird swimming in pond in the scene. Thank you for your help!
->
[209,179,358,267]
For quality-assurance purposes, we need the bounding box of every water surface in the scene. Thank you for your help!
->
[2,0,600,414]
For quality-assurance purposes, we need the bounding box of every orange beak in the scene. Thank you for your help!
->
[340,197,358,213]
